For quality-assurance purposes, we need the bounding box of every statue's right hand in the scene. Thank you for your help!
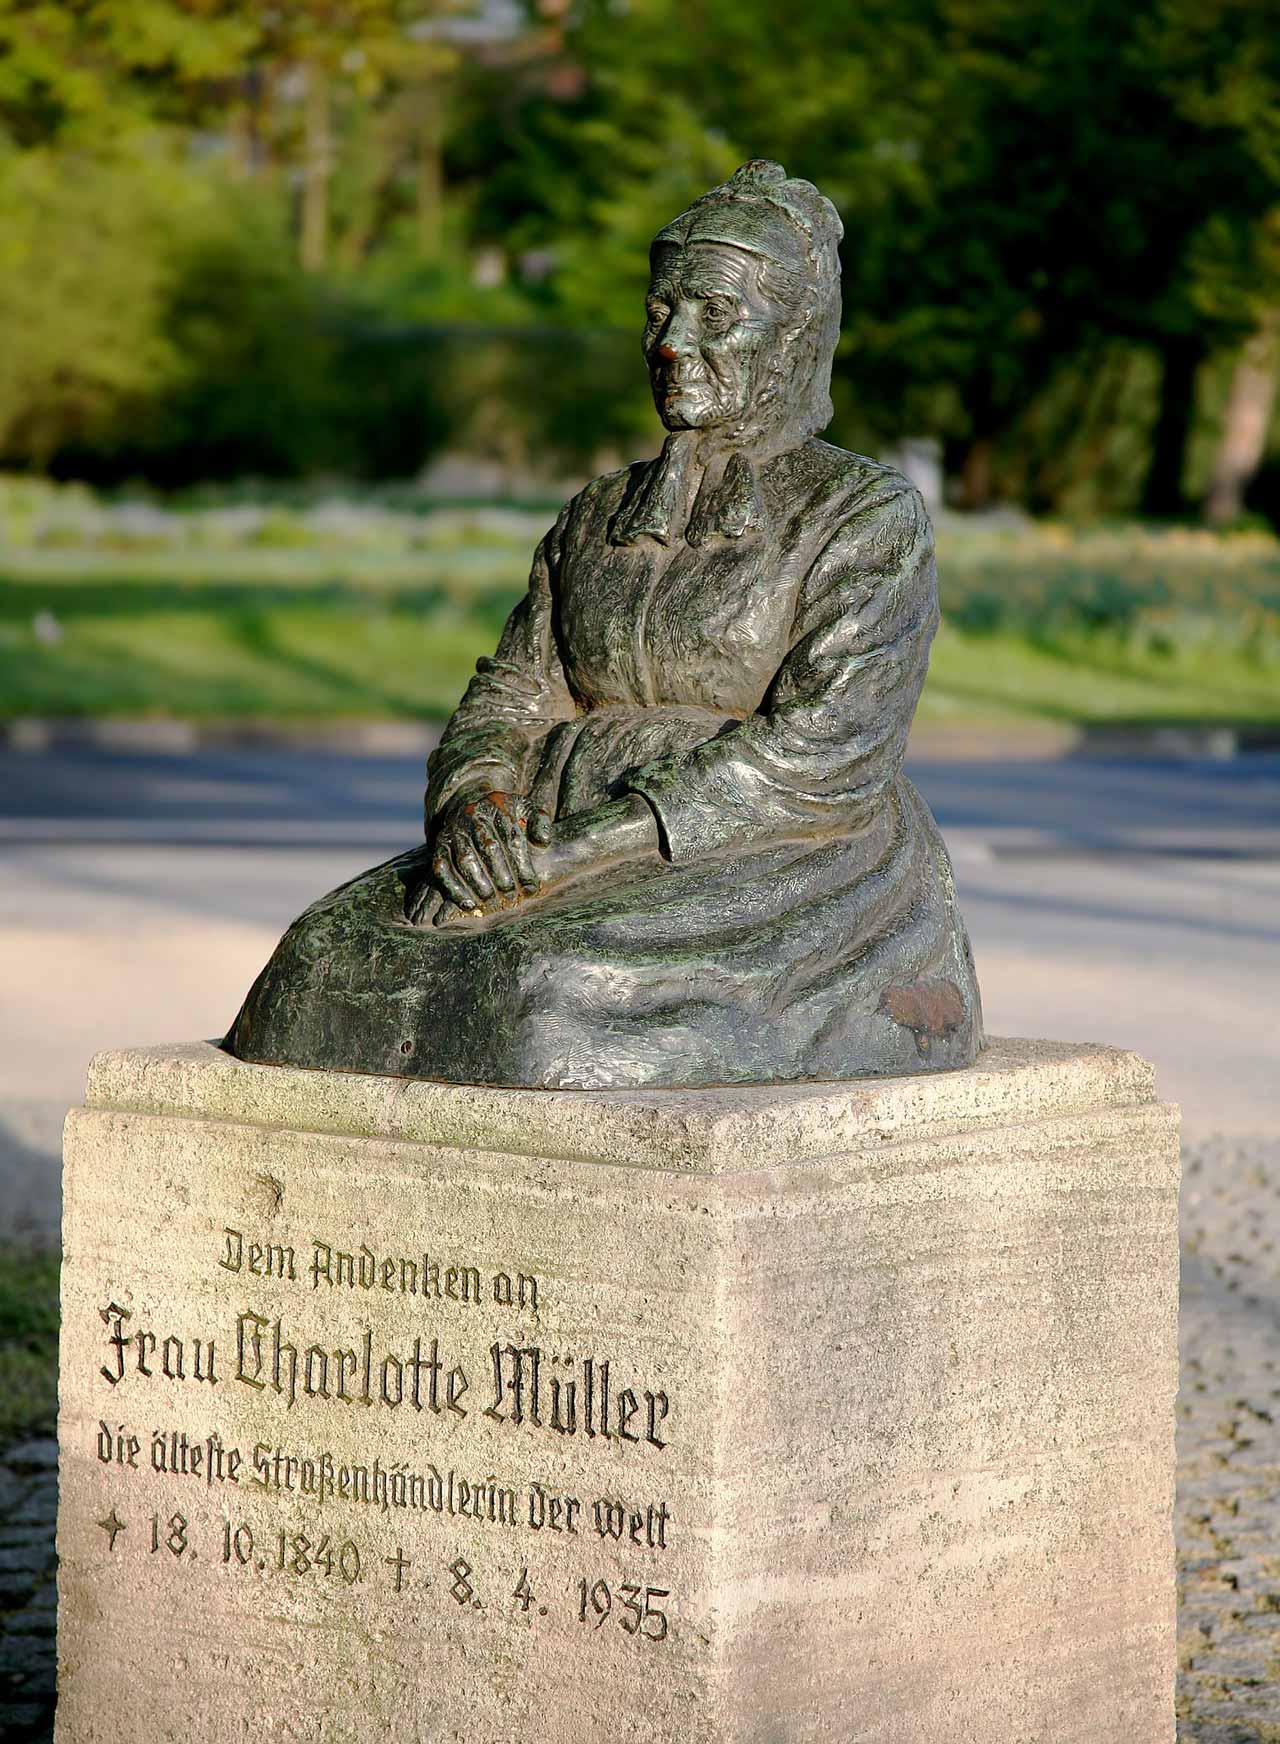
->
[409,791,553,925]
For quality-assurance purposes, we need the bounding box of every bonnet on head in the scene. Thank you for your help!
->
[651,160,844,443]
[613,161,844,547]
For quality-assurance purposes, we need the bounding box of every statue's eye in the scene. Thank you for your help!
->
[646,300,670,325]
[702,297,735,328]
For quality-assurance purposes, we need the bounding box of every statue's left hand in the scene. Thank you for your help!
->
[408,795,661,927]
[405,789,552,926]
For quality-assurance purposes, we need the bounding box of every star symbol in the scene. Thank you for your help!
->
[98,1508,126,1550]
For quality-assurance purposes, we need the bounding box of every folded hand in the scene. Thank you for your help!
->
[405,790,552,926]
[406,794,661,928]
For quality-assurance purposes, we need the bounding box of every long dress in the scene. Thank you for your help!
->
[227,437,983,1089]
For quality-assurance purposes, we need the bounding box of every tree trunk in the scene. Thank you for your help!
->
[301,61,331,272]
[228,104,253,181]
[417,88,443,260]
[957,435,996,510]
[337,107,395,270]
[1141,335,1204,518]
[1205,318,1278,525]
[229,67,264,181]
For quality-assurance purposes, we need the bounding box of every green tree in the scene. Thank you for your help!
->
[1143,0,1280,520]
[0,0,467,473]
[483,0,1277,509]
[0,0,251,462]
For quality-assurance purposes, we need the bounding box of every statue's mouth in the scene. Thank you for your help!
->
[660,375,708,398]
[652,358,708,389]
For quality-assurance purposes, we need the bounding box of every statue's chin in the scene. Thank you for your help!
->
[652,376,724,429]
[655,400,738,435]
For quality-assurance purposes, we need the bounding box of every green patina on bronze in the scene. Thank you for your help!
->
[228,161,983,1089]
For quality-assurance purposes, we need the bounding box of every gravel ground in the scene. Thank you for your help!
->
[0,1437,57,1743]
[1178,1134,1280,1742]
[2,1133,1276,1739]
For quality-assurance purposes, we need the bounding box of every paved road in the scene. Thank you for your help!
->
[3,739,1279,853]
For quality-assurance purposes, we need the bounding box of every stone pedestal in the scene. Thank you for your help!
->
[56,1038,1179,1744]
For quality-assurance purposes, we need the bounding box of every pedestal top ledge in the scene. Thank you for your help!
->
[81,1038,1164,1176]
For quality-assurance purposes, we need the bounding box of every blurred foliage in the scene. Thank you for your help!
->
[486,0,1280,509]
[0,0,1278,512]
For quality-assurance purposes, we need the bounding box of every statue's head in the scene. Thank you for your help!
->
[644,159,843,446]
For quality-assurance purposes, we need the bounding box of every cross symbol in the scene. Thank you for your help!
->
[98,1508,126,1550]
[384,1546,412,1593]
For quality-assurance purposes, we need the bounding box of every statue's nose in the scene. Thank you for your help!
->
[657,309,696,360]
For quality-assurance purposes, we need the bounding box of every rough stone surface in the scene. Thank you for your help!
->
[7,1137,1266,1742]
[56,1038,1179,1743]
[85,1035,1158,1170]
[1176,1133,1280,1742]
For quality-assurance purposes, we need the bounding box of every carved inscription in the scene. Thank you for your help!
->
[97,1223,669,1446]
[97,1420,672,1550]
[485,1346,669,1447]
[85,1217,684,1659]
[98,1303,672,1456]
[220,1227,540,1316]
[88,1494,678,1643]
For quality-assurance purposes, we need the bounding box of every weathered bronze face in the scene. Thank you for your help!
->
[644,242,785,432]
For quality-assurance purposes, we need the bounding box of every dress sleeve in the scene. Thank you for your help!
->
[425,509,575,828]
[625,478,938,864]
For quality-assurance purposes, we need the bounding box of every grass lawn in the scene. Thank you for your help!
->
[0,1248,59,1447]
[921,624,1280,728]
[2,505,1278,730]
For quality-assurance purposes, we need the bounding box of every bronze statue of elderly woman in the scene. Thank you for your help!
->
[228,160,983,1090]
